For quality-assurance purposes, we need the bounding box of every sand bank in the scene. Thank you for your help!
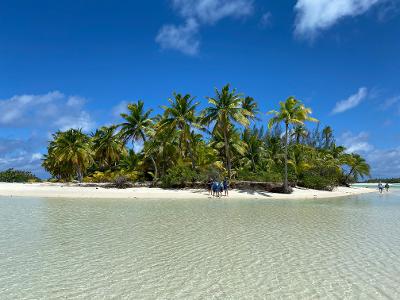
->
[0,182,375,200]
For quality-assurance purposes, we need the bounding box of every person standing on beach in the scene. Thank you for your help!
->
[378,182,384,193]
[223,178,229,196]
[385,183,390,192]
[208,179,213,196]
[212,181,218,197]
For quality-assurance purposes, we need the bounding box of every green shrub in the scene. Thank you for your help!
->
[298,165,340,191]
[161,164,204,188]
[83,171,110,183]
[0,168,41,183]
[236,165,283,183]
[83,170,139,183]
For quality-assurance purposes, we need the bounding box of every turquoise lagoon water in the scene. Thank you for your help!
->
[1,191,400,299]
[353,183,400,191]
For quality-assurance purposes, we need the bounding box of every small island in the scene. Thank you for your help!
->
[1,85,373,199]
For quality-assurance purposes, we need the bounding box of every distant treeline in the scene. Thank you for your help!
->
[365,178,400,183]
[0,168,41,183]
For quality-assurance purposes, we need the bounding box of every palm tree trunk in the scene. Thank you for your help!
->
[77,166,83,183]
[186,140,196,169]
[251,156,256,172]
[284,123,289,193]
[344,166,355,185]
[141,133,158,181]
[150,156,158,180]
[223,127,231,178]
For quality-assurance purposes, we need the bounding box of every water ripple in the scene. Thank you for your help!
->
[1,194,400,299]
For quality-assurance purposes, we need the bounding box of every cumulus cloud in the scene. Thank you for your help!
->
[0,91,96,178]
[156,19,200,56]
[0,91,94,130]
[112,101,129,118]
[0,135,47,177]
[171,0,254,24]
[156,0,254,55]
[340,131,374,153]
[332,87,368,114]
[294,0,387,38]
[339,131,400,177]
[367,147,400,177]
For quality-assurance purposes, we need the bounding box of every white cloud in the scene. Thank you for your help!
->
[340,131,374,153]
[0,91,96,178]
[332,87,368,114]
[112,101,129,118]
[339,131,400,178]
[367,147,400,178]
[156,19,200,56]
[156,0,254,55]
[294,0,386,38]
[31,153,43,161]
[0,135,47,177]
[0,91,94,131]
[172,0,254,24]
[55,111,94,132]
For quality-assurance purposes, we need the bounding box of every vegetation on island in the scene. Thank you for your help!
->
[0,168,41,183]
[365,178,400,183]
[41,84,371,192]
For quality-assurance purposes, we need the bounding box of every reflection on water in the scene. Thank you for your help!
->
[1,192,400,298]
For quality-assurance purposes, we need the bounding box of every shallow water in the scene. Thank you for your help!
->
[1,191,400,299]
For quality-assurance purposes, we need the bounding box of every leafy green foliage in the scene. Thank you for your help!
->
[41,85,370,192]
[299,165,341,191]
[236,168,282,183]
[42,129,92,181]
[161,162,205,188]
[268,97,318,192]
[0,169,41,183]
[83,170,139,183]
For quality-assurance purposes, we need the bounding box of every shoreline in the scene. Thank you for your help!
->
[0,182,375,200]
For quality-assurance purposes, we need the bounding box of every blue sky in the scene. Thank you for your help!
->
[1,0,400,178]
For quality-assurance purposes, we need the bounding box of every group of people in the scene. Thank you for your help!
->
[378,182,390,194]
[208,178,229,197]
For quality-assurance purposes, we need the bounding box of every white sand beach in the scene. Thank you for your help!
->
[0,182,375,200]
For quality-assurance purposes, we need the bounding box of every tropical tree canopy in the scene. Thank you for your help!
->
[42,85,370,190]
[268,97,318,193]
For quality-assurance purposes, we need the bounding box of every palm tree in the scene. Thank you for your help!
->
[343,153,370,184]
[46,129,93,181]
[322,126,334,149]
[268,97,318,193]
[329,144,347,162]
[119,100,158,180]
[291,125,308,144]
[158,93,199,168]
[242,127,265,172]
[202,84,254,178]
[91,125,126,170]
[118,149,141,172]
[209,125,247,176]
[242,96,259,122]
[42,133,72,180]
[144,126,179,178]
